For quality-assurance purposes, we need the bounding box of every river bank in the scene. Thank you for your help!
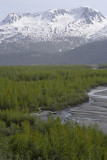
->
[35,86,107,134]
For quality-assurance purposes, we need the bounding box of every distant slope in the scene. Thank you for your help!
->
[58,40,107,64]
[0,40,107,65]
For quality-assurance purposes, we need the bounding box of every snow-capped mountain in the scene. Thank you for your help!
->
[0,6,107,54]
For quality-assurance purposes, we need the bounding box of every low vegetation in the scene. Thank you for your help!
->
[98,64,107,69]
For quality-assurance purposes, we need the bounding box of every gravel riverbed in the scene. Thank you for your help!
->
[35,86,107,134]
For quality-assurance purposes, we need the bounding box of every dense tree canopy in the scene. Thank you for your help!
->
[0,65,107,159]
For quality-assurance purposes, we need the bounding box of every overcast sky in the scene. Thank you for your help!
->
[0,0,107,21]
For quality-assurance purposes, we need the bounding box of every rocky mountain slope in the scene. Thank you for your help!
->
[0,40,107,65]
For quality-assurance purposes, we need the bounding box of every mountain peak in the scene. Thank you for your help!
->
[41,9,68,21]
[1,13,38,25]
[1,13,24,25]
[80,6,99,12]
[70,6,106,24]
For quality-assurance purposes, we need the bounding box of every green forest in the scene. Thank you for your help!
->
[0,65,107,159]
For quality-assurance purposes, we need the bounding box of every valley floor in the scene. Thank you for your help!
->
[37,86,107,134]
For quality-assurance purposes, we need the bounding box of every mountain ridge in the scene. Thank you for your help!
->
[0,6,107,54]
